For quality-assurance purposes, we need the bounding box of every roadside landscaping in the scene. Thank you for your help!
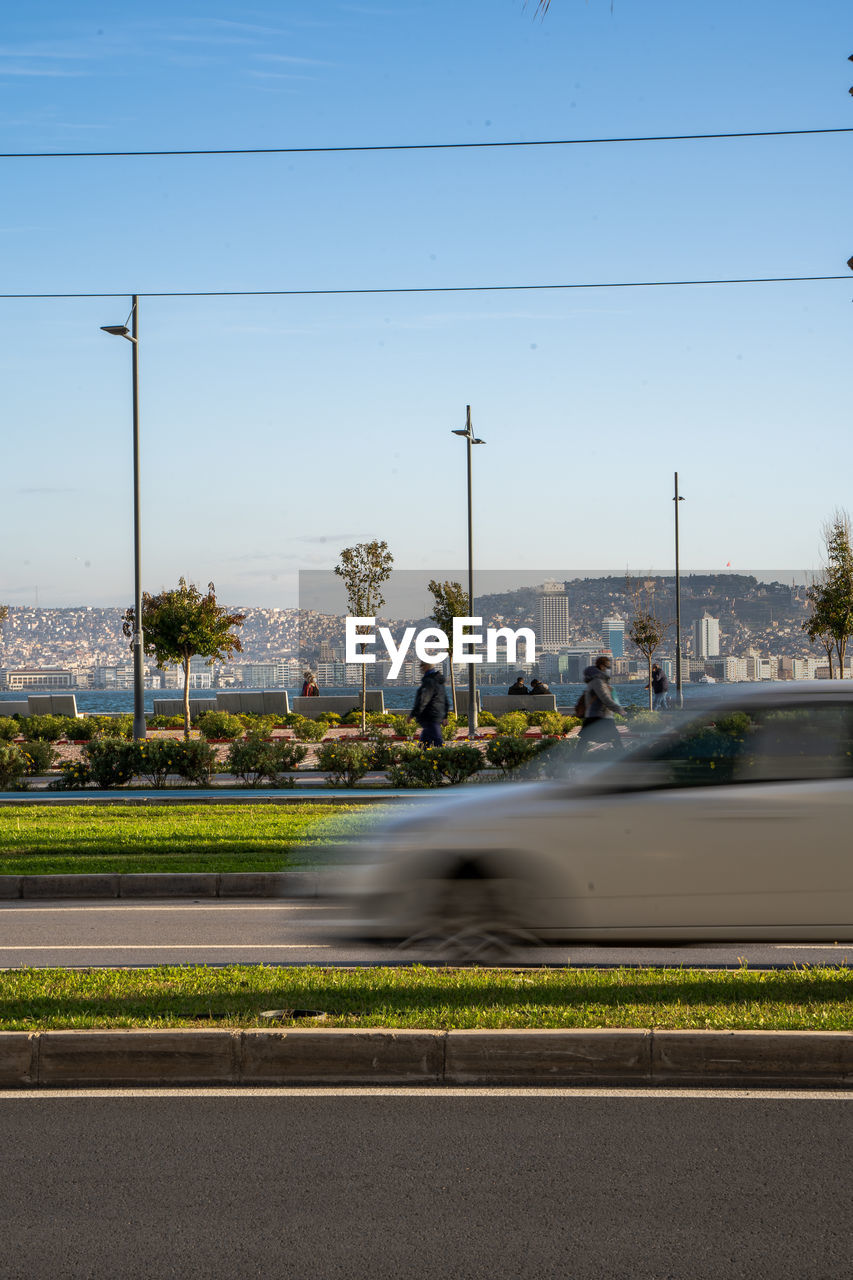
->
[0,803,387,875]
[2,964,852,1032]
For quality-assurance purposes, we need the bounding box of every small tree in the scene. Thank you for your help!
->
[803,512,853,679]
[334,540,394,733]
[427,579,467,715]
[123,579,245,737]
[627,579,668,709]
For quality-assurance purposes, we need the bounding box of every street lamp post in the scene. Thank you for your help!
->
[101,296,146,742]
[673,471,685,709]
[452,406,485,739]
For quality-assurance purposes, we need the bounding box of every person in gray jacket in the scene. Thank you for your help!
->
[577,656,626,754]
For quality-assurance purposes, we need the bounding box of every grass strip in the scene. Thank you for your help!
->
[0,804,388,874]
[2,964,853,1031]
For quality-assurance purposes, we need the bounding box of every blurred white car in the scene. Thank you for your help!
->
[346,684,853,949]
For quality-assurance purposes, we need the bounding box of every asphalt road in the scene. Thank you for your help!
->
[0,1087,851,1280]
[1,899,851,967]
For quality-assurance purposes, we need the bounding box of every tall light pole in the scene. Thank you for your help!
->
[452,406,485,739]
[101,297,145,742]
[673,471,685,709]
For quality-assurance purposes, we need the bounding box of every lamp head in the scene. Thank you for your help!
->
[101,324,130,337]
[451,428,468,437]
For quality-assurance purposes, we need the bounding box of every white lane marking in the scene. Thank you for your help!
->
[2,1087,853,1100]
[0,944,329,951]
[0,904,326,912]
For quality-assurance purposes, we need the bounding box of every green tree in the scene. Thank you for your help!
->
[803,512,853,678]
[427,579,467,715]
[334,540,394,733]
[123,580,245,737]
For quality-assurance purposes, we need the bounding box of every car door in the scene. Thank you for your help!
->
[545,702,853,938]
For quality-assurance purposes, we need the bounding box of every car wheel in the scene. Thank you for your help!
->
[395,854,538,964]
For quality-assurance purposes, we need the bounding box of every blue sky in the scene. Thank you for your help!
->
[2,1,851,608]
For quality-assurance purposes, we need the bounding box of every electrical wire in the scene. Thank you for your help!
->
[0,275,848,300]
[0,127,850,160]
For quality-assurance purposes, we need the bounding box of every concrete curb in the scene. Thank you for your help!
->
[1,1029,852,1088]
[0,870,334,900]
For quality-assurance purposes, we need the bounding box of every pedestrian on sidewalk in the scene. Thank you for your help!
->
[410,660,449,749]
[577,656,626,755]
[650,664,670,710]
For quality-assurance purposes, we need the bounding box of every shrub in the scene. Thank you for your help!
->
[495,711,529,738]
[82,713,134,740]
[362,728,397,771]
[340,710,362,726]
[316,741,370,787]
[226,735,307,786]
[133,739,187,788]
[626,710,664,734]
[238,713,278,736]
[20,714,66,742]
[433,744,483,784]
[292,716,327,742]
[49,760,92,790]
[316,712,342,726]
[442,713,459,742]
[0,742,27,789]
[387,713,419,741]
[485,736,542,774]
[477,710,497,727]
[387,747,445,788]
[0,718,20,742]
[175,738,219,785]
[196,710,245,741]
[85,739,139,789]
[20,739,56,775]
[524,710,567,737]
[59,721,97,742]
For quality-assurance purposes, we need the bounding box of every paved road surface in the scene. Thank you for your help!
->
[1,899,851,967]
[1,1087,851,1279]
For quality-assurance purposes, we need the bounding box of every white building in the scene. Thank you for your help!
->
[535,583,570,653]
[693,614,720,659]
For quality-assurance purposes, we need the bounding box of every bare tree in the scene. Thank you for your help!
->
[626,578,668,709]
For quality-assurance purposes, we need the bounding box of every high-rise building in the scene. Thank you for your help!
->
[693,614,720,659]
[535,582,570,653]
[601,616,625,658]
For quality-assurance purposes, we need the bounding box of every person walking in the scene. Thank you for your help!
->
[410,660,449,749]
[650,664,670,711]
[577,656,626,755]
[508,675,530,696]
[301,671,319,697]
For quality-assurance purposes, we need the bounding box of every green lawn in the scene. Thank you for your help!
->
[0,804,389,874]
[2,964,852,1031]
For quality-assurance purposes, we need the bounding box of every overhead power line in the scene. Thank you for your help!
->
[0,275,848,300]
[0,127,850,160]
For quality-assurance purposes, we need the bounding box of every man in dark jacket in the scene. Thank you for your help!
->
[410,661,449,748]
[651,664,670,710]
[508,676,530,695]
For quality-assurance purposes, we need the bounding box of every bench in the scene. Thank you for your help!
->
[292,692,385,720]
[152,698,218,719]
[215,692,290,716]
[480,694,558,715]
[0,701,29,718]
[26,694,80,718]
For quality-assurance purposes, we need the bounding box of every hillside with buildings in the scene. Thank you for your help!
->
[0,575,831,691]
